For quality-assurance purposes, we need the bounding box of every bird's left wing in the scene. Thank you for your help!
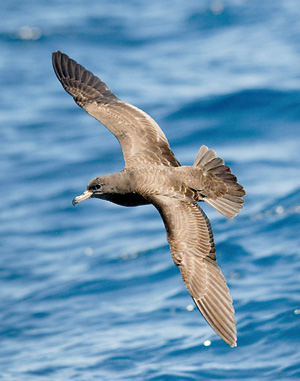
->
[151,195,237,347]
[52,51,180,168]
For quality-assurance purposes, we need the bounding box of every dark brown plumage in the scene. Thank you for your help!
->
[52,51,245,347]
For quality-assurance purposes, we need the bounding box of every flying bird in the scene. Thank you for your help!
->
[52,51,245,347]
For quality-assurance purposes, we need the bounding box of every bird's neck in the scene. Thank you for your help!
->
[95,170,149,207]
[100,171,135,195]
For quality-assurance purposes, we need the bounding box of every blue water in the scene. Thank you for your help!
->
[1,0,300,379]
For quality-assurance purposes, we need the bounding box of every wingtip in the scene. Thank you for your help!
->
[52,51,69,71]
[52,50,62,62]
[52,51,72,83]
[222,334,237,348]
[52,50,63,57]
[228,335,237,347]
[52,51,63,79]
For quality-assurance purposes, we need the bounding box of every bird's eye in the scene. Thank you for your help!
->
[89,184,101,191]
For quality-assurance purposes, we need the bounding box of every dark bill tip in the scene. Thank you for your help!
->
[72,190,93,206]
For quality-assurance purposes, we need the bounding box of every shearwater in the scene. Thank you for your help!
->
[52,51,245,347]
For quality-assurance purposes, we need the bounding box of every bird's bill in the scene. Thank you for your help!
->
[72,190,93,206]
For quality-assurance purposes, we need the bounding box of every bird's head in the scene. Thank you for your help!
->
[72,177,104,206]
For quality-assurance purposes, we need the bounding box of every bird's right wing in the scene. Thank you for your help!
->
[151,195,237,347]
[52,51,180,168]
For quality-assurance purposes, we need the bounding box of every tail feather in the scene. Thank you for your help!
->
[204,158,224,170]
[193,145,217,166]
[194,145,245,218]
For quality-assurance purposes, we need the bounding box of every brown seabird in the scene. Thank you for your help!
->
[52,51,245,347]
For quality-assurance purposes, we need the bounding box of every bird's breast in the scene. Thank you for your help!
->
[101,192,150,207]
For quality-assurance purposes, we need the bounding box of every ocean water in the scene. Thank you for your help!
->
[1,0,300,379]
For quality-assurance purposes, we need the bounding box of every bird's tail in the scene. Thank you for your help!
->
[193,145,245,218]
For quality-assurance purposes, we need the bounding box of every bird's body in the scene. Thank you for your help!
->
[53,51,245,347]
